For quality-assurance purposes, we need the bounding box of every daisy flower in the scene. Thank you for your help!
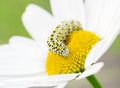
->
[0,0,120,88]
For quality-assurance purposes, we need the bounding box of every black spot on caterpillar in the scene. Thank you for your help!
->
[47,20,82,56]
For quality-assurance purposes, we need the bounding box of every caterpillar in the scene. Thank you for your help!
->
[47,20,82,56]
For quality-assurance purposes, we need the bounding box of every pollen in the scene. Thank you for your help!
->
[46,29,100,75]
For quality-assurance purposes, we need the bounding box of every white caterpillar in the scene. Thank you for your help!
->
[47,20,82,56]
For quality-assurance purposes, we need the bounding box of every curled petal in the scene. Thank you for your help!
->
[76,62,104,80]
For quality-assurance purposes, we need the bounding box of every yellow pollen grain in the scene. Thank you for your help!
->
[46,30,100,75]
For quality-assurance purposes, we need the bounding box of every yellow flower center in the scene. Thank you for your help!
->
[46,20,100,76]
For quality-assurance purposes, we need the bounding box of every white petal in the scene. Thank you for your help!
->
[76,62,104,80]
[1,84,29,88]
[85,0,104,33]
[0,37,46,75]
[0,83,4,86]
[9,36,37,46]
[50,0,86,27]
[85,17,120,68]
[38,74,78,83]
[1,73,75,87]
[2,76,58,88]
[2,73,77,83]
[85,0,120,38]
[22,4,55,44]
[9,36,48,61]
[85,41,104,68]
[1,86,28,88]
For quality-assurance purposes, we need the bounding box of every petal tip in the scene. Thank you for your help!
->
[76,62,104,80]
[21,3,41,21]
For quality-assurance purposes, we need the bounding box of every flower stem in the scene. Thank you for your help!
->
[86,75,102,88]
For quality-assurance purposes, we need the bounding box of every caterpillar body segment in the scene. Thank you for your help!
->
[47,20,82,56]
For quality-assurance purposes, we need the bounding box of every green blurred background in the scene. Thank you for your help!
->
[0,0,120,88]
[0,0,51,44]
